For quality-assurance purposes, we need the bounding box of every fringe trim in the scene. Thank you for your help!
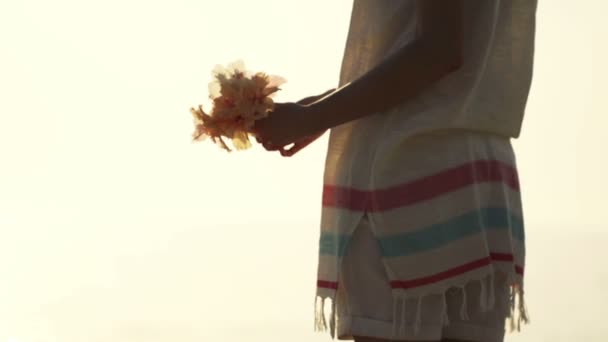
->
[459,286,470,321]
[507,273,530,333]
[388,271,529,339]
[314,294,337,339]
[392,291,429,338]
[314,272,530,340]
[488,271,496,310]
[441,290,450,326]
[479,274,488,312]
[314,296,327,333]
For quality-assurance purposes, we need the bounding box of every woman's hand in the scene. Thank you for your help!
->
[253,102,312,149]
[278,130,326,157]
[253,88,335,155]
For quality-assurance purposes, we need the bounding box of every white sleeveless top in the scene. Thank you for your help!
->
[326,0,537,193]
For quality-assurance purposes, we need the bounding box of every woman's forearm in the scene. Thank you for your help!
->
[306,37,462,132]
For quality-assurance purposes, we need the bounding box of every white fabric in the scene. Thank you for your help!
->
[326,0,538,194]
[336,217,511,342]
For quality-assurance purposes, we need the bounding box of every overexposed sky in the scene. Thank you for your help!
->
[0,1,606,342]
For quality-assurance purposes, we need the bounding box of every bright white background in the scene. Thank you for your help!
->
[0,1,606,341]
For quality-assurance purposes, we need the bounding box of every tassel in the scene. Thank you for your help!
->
[479,277,488,313]
[413,296,423,335]
[400,297,407,336]
[459,287,470,320]
[508,283,516,332]
[392,296,400,338]
[441,292,450,326]
[330,297,336,339]
[517,286,530,331]
[488,273,496,311]
[520,289,530,324]
[314,296,327,332]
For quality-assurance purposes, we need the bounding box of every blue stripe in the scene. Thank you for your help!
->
[319,207,524,257]
[319,234,351,257]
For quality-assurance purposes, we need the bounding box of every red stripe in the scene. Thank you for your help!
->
[317,280,339,290]
[322,160,520,212]
[390,257,493,289]
[317,254,524,291]
[322,186,368,212]
[490,252,514,262]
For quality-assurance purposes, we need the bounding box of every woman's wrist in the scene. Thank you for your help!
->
[302,101,333,134]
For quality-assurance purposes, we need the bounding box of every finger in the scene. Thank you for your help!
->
[263,142,282,151]
[280,142,305,157]
[280,146,300,157]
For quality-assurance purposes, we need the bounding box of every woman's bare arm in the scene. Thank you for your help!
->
[304,0,464,132]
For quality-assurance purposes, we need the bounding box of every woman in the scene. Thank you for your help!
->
[254,1,538,341]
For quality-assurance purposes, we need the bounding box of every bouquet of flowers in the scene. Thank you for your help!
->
[190,60,286,151]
